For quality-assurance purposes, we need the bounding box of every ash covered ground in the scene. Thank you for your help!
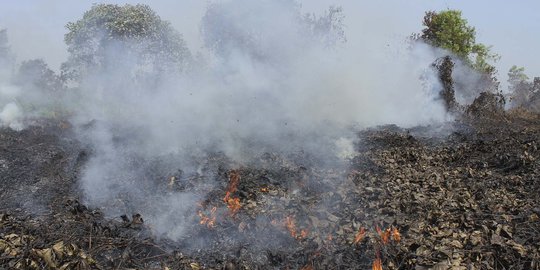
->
[0,108,539,270]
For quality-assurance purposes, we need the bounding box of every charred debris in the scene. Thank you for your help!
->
[1,4,540,270]
[1,67,540,270]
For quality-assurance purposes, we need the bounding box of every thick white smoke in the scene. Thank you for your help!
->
[0,54,24,131]
[69,0,450,240]
[1,0,452,241]
[0,102,23,131]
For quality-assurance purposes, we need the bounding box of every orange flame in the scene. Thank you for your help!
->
[197,207,217,228]
[372,257,383,270]
[226,197,241,216]
[224,170,240,202]
[285,216,308,239]
[300,229,309,239]
[376,226,391,245]
[353,227,366,244]
[326,234,333,242]
[222,170,242,216]
[392,227,401,242]
[285,216,298,238]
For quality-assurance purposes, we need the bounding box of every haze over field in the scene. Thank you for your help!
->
[0,0,537,249]
[0,2,539,269]
[1,0,539,87]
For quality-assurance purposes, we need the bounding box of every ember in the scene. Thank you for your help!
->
[372,257,383,270]
[300,229,309,239]
[223,170,240,203]
[197,207,217,228]
[326,234,333,242]
[353,227,366,245]
[223,170,242,216]
[376,226,391,245]
[1,2,539,269]
[285,216,308,240]
[285,216,298,238]
[2,109,540,269]
[391,227,400,243]
[226,197,241,216]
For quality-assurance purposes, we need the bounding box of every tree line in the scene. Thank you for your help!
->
[1,4,539,114]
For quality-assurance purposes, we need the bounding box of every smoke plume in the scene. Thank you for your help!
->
[0,0,453,242]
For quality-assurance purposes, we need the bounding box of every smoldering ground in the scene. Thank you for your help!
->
[0,0,463,250]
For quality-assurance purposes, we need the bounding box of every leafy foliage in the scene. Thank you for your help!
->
[421,10,475,58]
[508,65,529,87]
[62,4,191,82]
[421,10,498,75]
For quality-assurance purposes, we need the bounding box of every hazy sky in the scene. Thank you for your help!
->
[1,0,539,85]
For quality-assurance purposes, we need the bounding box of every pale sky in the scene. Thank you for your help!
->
[1,0,539,85]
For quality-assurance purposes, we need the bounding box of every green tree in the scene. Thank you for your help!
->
[508,65,529,87]
[418,10,502,111]
[62,4,191,82]
[421,10,498,75]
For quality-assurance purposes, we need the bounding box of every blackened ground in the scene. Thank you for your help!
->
[0,110,539,269]
[0,122,83,212]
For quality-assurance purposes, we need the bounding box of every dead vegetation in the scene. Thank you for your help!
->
[0,110,539,269]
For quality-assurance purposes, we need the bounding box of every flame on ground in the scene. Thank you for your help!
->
[223,170,242,216]
[285,216,298,238]
[375,226,401,245]
[226,197,241,216]
[353,227,366,245]
[197,207,217,228]
[223,170,240,203]
[392,227,401,242]
[326,234,333,242]
[285,216,308,240]
[372,257,383,270]
[376,226,391,245]
[300,229,309,239]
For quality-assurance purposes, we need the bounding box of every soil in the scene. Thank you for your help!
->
[0,110,539,269]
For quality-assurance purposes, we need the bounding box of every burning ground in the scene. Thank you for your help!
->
[0,109,539,269]
[1,1,540,269]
